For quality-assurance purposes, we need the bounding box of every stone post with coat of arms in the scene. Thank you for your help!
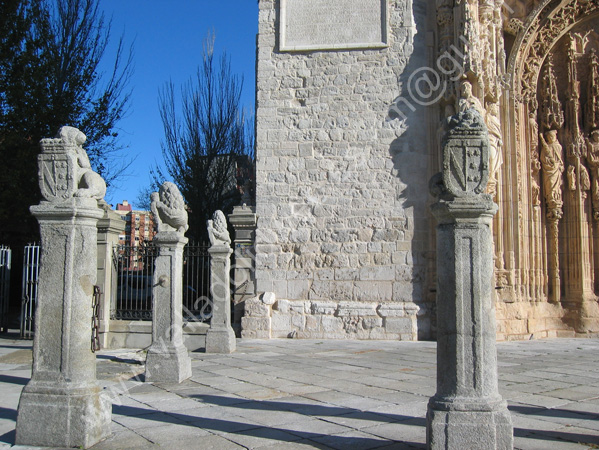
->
[426,109,513,449]
[15,127,111,449]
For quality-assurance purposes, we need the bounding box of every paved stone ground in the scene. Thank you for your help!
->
[0,336,598,449]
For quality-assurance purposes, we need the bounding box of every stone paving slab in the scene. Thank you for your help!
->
[0,337,597,449]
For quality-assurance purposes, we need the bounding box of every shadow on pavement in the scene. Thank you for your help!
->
[0,374,29,385]
[112,403,425,448]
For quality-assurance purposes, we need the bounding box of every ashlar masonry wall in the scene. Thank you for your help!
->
[248,0,433,340]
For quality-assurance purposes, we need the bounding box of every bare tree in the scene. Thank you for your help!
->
[0,0,133,245]
[154,34,253,241]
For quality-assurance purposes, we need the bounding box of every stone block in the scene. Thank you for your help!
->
[241,316,271,332]
[384,317,415,334]
[353,282,393,302]
[363,317,383,329]
[146,346,192,381]
[336,301,378,317]
[321,316,344,333]
[16,388,111,448]
[275,299,290,313]
[245,298,271,317]
[393,281,416,302]
[309,280,330,299]
[305,314,321,331]
[271,312,291,331]
[311,301,337,315]
[359,265,395,281]
[377,303,407,317]
[291,314,306,329]
[288,279,311,299]
[255,278,274,293]
[331,281,354,301]
[368,327,388,339]
[427,409,513,450]
[289,300,309,314]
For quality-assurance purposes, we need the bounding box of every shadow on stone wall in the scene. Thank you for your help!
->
[387,0,435,340]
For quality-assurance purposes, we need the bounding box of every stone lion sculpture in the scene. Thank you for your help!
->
[151,181,189,234]
[60,126,107,200]
[207,210,231,246]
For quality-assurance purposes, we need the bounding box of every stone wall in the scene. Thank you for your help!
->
[251,0,433,340]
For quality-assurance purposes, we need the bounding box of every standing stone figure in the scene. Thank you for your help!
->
[486,102,503,196]
[206,210,236,353]
[16,127,111,448]
[427,109,513,450]
[587,130,599,217]
[145,181,192,383]
[458,80,485,117]
[539,130,565,218]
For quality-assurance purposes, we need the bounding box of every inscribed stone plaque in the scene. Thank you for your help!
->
[279,0,388,51]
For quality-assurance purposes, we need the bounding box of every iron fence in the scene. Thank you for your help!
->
[112,242,212,322]
[0,246,11,333]
[21,243,40,339]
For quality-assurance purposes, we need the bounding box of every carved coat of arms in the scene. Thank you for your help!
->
[38,144,77,201]
[442,109,490,197]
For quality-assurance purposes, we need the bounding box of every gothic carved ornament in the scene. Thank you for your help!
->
[508,0,599,105]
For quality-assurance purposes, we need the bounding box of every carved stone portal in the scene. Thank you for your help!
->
[502,2,599,333]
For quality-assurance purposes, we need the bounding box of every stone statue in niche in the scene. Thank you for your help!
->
[151,182,188,234]
[458,80,485,117]
[486,102,503,195]
[587,130,599,217]
[207,210,231,246]
[539,130,565,218]
[38,126,106,202]
[567,165,577,191]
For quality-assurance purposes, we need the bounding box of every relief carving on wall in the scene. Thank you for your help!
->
[508,0,599,306]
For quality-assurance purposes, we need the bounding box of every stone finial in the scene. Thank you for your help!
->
[434,108,490,199]
[38,126,106,202]
[207,210,231,246]
[151,181,189,234]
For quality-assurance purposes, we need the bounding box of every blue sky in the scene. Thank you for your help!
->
[100,1,259,208]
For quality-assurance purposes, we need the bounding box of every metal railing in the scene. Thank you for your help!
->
[112,242,212,322]
[0,245,11,333]
[21,243,40,339]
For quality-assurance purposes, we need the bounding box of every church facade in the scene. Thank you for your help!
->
[244,0,599,340]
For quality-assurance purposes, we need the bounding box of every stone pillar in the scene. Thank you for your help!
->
[16,127,111,448]
[96,203,126,348]
[145,182,192,383]
[228,204,257,334]
[426,110,513,450]
[206,210,236,353]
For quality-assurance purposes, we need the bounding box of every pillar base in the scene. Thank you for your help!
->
[427,399,513,450]
[16,382,111,449]
[206,327,236,353]
[145,344,192,383]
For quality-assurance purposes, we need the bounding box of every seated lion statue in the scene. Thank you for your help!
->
[151,181,188,234]
[58,126,107,200]
[207,210,231,246]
